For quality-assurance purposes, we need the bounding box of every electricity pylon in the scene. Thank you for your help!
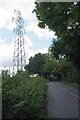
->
[12,9,26,75]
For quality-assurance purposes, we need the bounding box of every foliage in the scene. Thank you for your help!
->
[48,58,79,84]
[25,53,47,75]
[40,52,79,85]
[33,2,80,86]
[57,60,79,83]
[25,52,57,78]
[63,80,80,90]
[33,2,80,67]
[2,71,47,118]
[42,59,59,78]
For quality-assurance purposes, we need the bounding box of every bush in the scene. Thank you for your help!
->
[55,59,79,84]
[2,72,47,118]
[50,59,79,85]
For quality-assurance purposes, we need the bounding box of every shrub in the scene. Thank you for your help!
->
[2,72,47,118]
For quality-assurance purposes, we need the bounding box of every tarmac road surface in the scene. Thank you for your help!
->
[47,81,80,118]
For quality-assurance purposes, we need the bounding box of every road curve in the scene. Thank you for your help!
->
[47,81,79,118]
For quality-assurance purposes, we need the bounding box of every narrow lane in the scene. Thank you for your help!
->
[47,81,79,118]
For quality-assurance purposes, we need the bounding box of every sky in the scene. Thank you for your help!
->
[0,0,56,72]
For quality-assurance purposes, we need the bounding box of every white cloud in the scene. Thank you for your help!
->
[0,39,5,44]
[0,39,14,67]
[24,35,33,47]
[34,47,48,55]
[0,35,33,68]
[26,23,56,40]
[0,0,56,40]
[0,38,48,69]
[0,0,36,28]
[26,47,48,62]
[0,0,55,70]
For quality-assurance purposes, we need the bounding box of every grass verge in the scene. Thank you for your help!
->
[62,81,80,90]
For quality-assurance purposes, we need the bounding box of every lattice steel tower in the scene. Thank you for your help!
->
[12,9,26,75]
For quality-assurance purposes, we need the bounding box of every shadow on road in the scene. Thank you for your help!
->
[49,77,61,82]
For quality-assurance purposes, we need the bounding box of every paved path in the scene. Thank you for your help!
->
[47,81,80,118]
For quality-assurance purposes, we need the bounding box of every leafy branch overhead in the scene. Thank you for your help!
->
[33,2,80,67]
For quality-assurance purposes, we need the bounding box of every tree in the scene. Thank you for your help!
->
[33,2,80,67]
[42,59,59,78]
[25,53,47,75]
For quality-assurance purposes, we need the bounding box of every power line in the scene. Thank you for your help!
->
[12,9,26,75]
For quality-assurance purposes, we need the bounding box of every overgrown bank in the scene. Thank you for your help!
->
[25,53,80,90]
[2,71,47,118]
[59,61,80,90]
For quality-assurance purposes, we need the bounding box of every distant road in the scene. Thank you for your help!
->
[47,81,80,118]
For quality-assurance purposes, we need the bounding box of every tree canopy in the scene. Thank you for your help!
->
[33,2,80,67]
[25,53,47,75]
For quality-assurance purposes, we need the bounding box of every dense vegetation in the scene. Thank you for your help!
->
[2,2,80,119]
[33,2,80,66]
[25,53,47,76]
[2,71,47,118]
[33,2,80,87]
